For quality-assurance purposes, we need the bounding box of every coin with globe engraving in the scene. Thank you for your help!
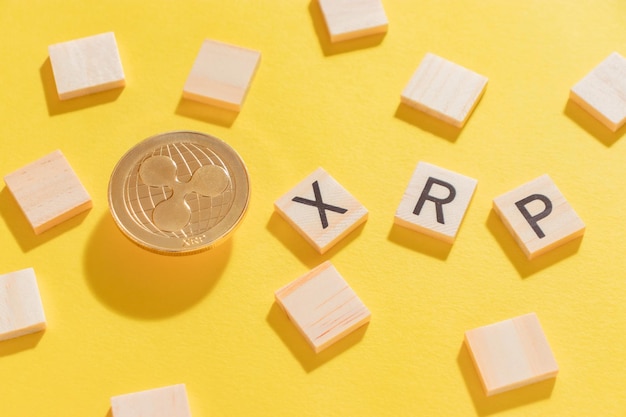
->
[108,131,250,254]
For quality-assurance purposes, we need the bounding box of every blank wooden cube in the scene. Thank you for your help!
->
[0,268,46,342]
[111,384,191,417]
[464,313,559,396]
[274,167,368,253]
[183,39,261,111]
[4,150,92,234]
[401,53,488,128]
[275,261,371,353]
[493,174,585,260]
[570,52,626,131]
[318,0,388,43]
[394,162,477,243]
[48,32,125,100]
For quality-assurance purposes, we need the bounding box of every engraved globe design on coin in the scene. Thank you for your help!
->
[108,131,250,254]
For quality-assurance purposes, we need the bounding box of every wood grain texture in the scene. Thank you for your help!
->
[275,261,371,353]
[48,32,125,100]
[274,167,368,253]
[111,384,191,417]
[183,39,261,111]
[493,174,585,260]
[464,313,559,396]
[394,161,477,243]
[3,150,92,234]
[401,53,488,127]
[0,268,46,342]
[570,52,626,132]
[317,0,388,42]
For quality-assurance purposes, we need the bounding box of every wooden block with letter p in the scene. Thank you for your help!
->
[274,167,368,253]
[464,313,559,396]
[401,53,488,128]
[0,268,46,342]
[570,52,626,131]
[394,162,477,243]
[111,384,192,417]
[274,261,371,353]
[493,174,585,259]
[317,0,388,43]
[4,150,92,234]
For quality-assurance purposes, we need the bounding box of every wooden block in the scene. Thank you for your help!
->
[317,0,388,43]
[111,384,191,417]
[401,53,488,128]
[493,174,585,260]
[0,268,46,342]
[275,261,371,353]
[394,162,477,243]
[48,32,125,100]
[183,39,261,111]
[464,313,559,396]
[570,52,626,131]
[4,150,92,234]
[274,167,368,253]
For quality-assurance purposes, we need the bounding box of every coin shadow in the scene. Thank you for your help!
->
[266,301,369,373]
[40,58,124,116]
[83,214,230,320]
[0,186,91,252]
[175,97,238,127]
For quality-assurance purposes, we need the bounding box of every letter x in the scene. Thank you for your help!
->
[292,181,347,229]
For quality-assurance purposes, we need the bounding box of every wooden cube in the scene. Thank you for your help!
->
[0,268,46,342]
[111,384,191,417]
[394,162,477,243]
[570,52,626,131]
[493,174,585,260]
[464,313,559,396]
[4,150,92,234]
[274,167,368,253]
[318,0,388,43]
[183,39,261,111]
[275,261,371,353]
[48,32,125,100]
[401,53,488,127]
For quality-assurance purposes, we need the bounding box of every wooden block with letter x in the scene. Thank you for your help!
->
[493,174,585,259]
[394,162,477,243]
[274,167,368,253]
[111,384,192,417]
[275,261,371,353]
[464,313,559,396]
[0,268,46,342]
[4,150,92,234]
[48,32,125,100]
[570,52,626,131]
[317,0,388,43]
[401,53,488,128]
[183,39,261,111]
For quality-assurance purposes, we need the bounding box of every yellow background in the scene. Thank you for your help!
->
[1,1,625,415]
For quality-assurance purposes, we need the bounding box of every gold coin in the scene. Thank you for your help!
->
[108,131,250,254]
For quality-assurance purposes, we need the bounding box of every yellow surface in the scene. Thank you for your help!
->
[1,1,625,416]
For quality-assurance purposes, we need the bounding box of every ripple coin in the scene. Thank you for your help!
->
[108,131,250,254]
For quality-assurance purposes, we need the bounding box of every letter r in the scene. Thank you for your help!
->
[413,177,457,224]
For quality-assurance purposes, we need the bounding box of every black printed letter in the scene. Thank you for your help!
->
[413,177,457,224]
[514,194,552,238]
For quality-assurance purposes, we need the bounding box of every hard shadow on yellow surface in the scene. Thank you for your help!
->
[0,331,45,358]
[104,409,113,417]
[564,99,625,147]
[308,0,386,57]
[387,223,452,261]
[486,209,583,279]
[457,342,556,416]
[394,103,462,143]
[0,187,91,253]
[40,58,124,116]
[266,301,368,373]
[266,211,366,269]
[175,97,238,128]
[83,214,229,319]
